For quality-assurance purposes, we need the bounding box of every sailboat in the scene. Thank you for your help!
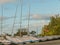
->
[6,0,40,44]
[6,0,25,44]
[0,4,11,45]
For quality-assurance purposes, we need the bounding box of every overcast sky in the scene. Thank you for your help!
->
[0,0,60,34]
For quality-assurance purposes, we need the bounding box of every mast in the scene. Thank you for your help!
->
[27,0,30,36]
[1,5,3,36]
[20,0,23,37]
[11,3,18,37]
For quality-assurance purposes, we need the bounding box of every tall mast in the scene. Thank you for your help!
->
[20,0,23,37]
[1,5,3,35]
[27,0,30,36]
[11,3,18,36]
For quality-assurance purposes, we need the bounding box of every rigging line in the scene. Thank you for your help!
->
[27,0,30,36]
[1,5,3,35]
[11,3,18,36]
[19,0,23,37]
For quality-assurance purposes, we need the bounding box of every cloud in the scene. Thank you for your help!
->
[0,16,15,21]
[23,14,54,20]
[31,14,56,20]
[31,20,49,27]
[0,0,16,4]
[0,16,5,20]
[24,20,49,29]
[39,0,47,3]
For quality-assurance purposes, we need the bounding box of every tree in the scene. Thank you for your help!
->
[30,31,36,36]
[14,28,28,36]
[41,15,60,36]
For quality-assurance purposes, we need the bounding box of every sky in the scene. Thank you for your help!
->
[0,0,60,34]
